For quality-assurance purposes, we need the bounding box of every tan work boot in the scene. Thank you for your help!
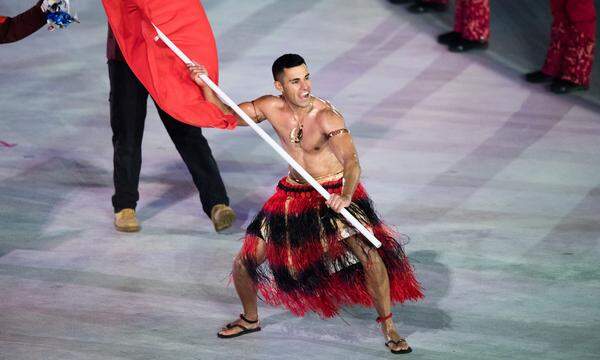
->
[211,204,236,232]
[114,208,141,232]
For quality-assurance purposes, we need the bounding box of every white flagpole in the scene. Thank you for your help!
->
[152,24,382,248]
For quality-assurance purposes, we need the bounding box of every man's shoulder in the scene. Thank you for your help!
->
[314,98,344,124]
[256,94,281,105]
[255,95,284,113]
[315,113,345,137]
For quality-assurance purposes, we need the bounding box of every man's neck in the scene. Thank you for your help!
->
[282,95,312,112]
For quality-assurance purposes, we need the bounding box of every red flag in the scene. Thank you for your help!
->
[101,0,236,129]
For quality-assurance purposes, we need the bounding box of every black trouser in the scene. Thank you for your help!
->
[108,60,229,216]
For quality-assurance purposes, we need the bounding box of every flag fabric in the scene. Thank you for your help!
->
[101,0,237,129]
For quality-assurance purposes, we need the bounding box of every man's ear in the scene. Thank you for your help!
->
[274,80,283,93]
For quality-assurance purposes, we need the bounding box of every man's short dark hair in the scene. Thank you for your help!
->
[272,54,306,81]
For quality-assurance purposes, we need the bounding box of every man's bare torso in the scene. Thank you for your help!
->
[259,95,344,181]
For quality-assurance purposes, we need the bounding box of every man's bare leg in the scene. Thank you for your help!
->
[218,239,267,337]
[344,235,411,353]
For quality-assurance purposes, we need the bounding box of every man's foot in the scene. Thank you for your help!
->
[550,78,588,94]
[408,0,448,13]
[210,204,236,232]
[114,208,140,232]
[525,70,554,84]
[384,330,413,354]
[377,313,412,354]
[448,38,488,52]
[217,314,261,339]
[437,31,461,45]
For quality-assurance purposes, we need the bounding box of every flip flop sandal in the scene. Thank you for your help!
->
[377,313,412,354]
[223,313,258,329]
[385,339,412,354]
[218,314,261,339]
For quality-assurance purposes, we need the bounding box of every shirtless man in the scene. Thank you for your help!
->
[188,54,422,354]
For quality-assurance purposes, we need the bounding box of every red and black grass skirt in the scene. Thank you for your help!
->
[241,176,424,318]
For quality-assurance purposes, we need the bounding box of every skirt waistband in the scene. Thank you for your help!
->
[278,172,344,193]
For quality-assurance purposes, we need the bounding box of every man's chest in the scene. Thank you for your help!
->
[271,118,327,153]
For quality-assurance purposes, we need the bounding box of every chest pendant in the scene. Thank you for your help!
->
[289,125,303,144]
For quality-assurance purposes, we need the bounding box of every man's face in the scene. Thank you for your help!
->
[276,64,312,108]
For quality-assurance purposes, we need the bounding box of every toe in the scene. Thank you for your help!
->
[391,339,410,352]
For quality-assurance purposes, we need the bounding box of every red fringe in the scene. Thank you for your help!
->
[255,254,423,318]
[240,235,260,258]
[240,177,424,318]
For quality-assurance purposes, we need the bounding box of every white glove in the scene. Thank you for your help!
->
[40,0,66,13]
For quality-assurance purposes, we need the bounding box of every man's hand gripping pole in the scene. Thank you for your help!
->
[152,24,382,248]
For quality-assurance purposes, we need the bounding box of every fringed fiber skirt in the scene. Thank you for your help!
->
[241,175,423,318]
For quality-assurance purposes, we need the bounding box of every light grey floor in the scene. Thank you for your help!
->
[1,1,599,359]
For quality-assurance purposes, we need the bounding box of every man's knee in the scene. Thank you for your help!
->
[366,249,384,268]
[351,237,384,267]
[345,236,374,262]
[232,256,248,274]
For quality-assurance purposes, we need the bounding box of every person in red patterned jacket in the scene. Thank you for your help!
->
[525,0,596,94]
[0,1,46,44]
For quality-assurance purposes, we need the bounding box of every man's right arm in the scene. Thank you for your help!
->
[188,62,268,126]
[0,2,46,44]
[200,84,269,127]
[234,97,270,126]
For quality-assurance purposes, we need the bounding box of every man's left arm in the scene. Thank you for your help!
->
[320,110,361,213]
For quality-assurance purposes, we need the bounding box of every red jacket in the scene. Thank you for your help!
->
[0,2,45,44]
